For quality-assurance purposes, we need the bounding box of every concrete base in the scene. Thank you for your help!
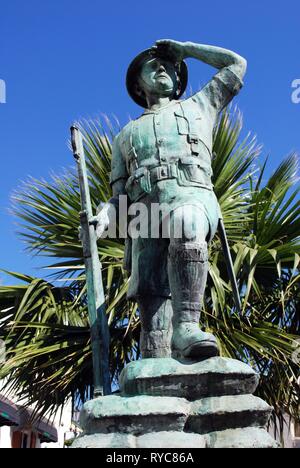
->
[72,357,278,449]
[120,357,259,399]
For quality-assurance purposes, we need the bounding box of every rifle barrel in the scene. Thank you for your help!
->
[71,125,111,397]
[218,218,242,314]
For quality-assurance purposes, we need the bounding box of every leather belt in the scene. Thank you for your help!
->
[127,160,212,187]
[127,163,178,184]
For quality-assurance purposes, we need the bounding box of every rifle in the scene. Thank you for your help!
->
[71,125,111,397]
[218,218,242,314]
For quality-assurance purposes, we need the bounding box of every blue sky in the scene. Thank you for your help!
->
[0,0,299,284]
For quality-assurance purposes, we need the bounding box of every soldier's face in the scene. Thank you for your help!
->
[138,58,177,97]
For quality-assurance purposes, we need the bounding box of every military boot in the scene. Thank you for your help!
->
[168,241,219,359]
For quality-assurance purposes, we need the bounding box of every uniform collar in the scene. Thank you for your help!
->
[142,100,182,115]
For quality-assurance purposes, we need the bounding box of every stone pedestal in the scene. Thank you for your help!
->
[72,357,278,448]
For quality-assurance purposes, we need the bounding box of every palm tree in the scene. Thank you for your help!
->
[0,110,299,429]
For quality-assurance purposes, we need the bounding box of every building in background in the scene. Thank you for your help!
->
[271,417,300,449]
[0,394,77,448]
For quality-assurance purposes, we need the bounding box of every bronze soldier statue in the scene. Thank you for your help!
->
[93,40,247,361]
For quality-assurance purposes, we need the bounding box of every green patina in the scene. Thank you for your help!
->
[94,40,247,361]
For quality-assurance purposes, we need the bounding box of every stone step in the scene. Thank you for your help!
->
[187,394,272,434]
[206,427,279,449]
[80,394,272,437]
[72,431,206,449]
[80,395,190,435]
[137,431,206,449]
[72,432,136,449]
[120,357,259,400]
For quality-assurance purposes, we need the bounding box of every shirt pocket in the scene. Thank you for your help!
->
[182,164,211,183]
[174,112,189,135]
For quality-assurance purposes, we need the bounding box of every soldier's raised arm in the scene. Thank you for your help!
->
[155,39,247,82]
[154,39,247,115]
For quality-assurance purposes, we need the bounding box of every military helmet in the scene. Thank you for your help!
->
[126,47,188,108]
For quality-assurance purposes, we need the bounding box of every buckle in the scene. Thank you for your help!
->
[187,134,200,156]
[187,134,199,144]
[159,166,168,178]
[150,163,178,182]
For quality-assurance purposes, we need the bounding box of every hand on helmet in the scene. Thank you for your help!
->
[153,39,188,62]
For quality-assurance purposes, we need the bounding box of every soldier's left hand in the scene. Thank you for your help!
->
[154,39,188,61]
